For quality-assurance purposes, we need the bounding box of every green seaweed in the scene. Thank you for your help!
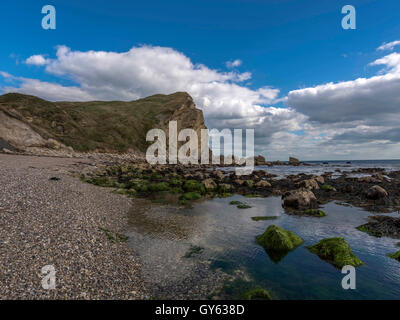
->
[256,225,304,263]
[148,182,170,192]
[180,192,202,201]
[304,209,327,217]
[321,184,335,191]
[356,224,382,237]
[237,204,252,209]
[251,216,278,221]
[242,288,271,300]
[183,180,205,194]
[388,250,400,261]
[217,193,232,198]
[307,237,363,268]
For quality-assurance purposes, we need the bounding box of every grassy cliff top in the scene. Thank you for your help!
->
[0,92,196,153]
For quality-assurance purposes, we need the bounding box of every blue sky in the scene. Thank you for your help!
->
[1,0,400,160]
[2,0,399,93]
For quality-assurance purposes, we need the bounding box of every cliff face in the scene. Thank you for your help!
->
[0,92,208,155]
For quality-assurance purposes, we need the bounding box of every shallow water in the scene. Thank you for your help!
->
[127,195,400,299]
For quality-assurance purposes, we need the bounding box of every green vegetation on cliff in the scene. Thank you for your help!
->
[0,92,204,152]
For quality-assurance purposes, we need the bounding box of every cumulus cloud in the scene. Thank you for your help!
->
[377,40,400,51]
[287,53,400,125]
[226,59,242,68]
[286,45,400,159]
[25,54,48,66]
[1,45,304,159]
[12,46,274,119]
[3,42,400,160]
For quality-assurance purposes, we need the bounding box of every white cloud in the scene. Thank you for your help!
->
[377,40,400,51]
[226,59,242,68]
[1,45,303,159]
[287,52,400,125]
[285,47,400,159]
[3,42,400,160]
[25,54,48,66]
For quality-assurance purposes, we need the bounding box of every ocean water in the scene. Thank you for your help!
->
[126,160,400,300]
[222,159,400,179]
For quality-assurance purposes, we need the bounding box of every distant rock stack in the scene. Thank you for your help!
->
[289,157,301,166]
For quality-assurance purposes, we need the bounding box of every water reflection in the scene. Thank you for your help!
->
[127,195,400,299]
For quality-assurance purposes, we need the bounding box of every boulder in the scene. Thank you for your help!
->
[233,179,245,185]
[245,180,254,188]
[256,225,304,262]
[202,178,217,191]
[366,185,388,200]
[218,183,233,193]
[255,180,272,188]
[289,157,300,165]
[311,175,325,184]
[357,215,400,239]
[242,288,271,300]
[254,155,266,166]
[388,250,400,262]
[297,179,319,190]
[282,188,317,209]
[213,170,225,180]
[307,237,363,268]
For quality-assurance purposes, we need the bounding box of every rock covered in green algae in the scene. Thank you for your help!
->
[242,288,271,300]
[148,182,170,192]
[388,250,400,262]
[251,216,278,221]
[183,180,205,194]
[229,201,242,205]
[229,200,252,209]
[307,237,363,268]
[304,209,326,217]
[256,225,304,252]
[237,204,252,209]
[321,184,336,192]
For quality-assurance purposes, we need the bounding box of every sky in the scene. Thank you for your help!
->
[1,0,400,160]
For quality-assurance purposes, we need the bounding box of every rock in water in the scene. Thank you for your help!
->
[297,179,319,190]
[307,237,363,268]
[357,215,400,239]
[282,188,317,209]
[242,288,271,300]
[366,185,388,200]
[254,155,266,165]
[256,225,303,262]
[388,250,400,262]
[289,157,300,165]
[255,180,271,188]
